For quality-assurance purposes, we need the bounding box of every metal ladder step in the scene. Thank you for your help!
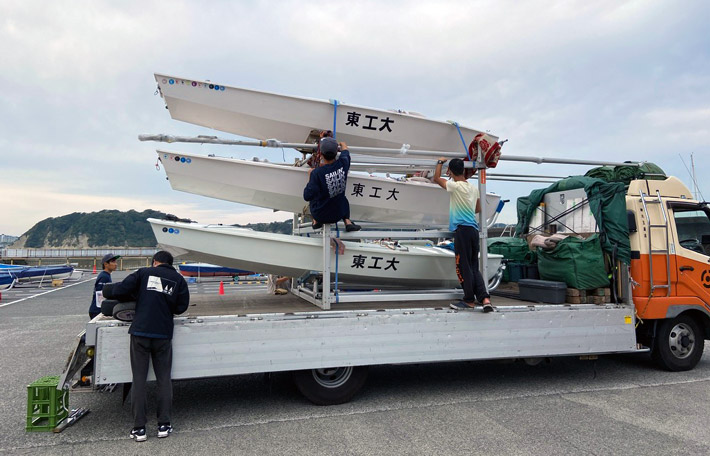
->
[639,189,672,297]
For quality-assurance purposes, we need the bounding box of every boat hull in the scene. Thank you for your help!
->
[158,150,501,227]
[0,274,15,290]
[149,219,502,289]
[155,74,496,152]
[14,265,74,282]
[178,263,253,277]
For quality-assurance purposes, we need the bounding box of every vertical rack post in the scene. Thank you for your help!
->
[477,150,489,291]
[321,224,332,310]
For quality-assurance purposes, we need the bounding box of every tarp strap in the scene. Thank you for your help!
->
[451,121,472,160]
[330,99,339,139]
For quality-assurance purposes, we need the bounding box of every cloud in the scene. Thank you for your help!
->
[643,107,710,143]
[1,0,709,235]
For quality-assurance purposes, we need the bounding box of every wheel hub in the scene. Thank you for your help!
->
[668,323,695,359]
[311,366,353,389]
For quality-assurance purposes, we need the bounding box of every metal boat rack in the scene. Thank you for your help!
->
[289,223,484,309]
[141,133,644,310]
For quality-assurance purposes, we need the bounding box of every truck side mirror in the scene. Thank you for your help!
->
[627,210,637,233]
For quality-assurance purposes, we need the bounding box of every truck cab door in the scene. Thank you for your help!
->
[670,204,710,305]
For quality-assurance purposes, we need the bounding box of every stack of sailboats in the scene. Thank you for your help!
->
[148,74,504,289]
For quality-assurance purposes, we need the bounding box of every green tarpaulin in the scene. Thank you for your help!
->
[537,234,609,289]
[487,237,535,263]
[584,162,666,185]
[514,176,631,264]
[584,166,615,181]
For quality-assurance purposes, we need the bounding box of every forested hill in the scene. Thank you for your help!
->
[11,210,294,249]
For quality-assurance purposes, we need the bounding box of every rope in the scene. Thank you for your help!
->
[451,121,472,160]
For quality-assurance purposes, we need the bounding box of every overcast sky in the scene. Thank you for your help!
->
[2,0,709,236]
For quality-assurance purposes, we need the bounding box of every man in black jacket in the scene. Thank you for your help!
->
[109,250,189,442]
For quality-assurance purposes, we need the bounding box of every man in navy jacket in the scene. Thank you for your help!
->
[88,253,119,319]
[109,250,189,442]
[81,253,120,385]
[303,136,361,232]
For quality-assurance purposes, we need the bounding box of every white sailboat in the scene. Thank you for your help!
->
[158,150,502,227]
[149,219,503,288]
[154,73,496,152]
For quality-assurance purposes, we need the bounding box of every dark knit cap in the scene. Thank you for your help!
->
[320,137,339,159]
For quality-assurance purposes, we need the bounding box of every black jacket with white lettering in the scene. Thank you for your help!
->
[303,149,351,223]
[110,263,190,339]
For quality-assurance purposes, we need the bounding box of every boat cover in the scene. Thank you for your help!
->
[514,176,631,264]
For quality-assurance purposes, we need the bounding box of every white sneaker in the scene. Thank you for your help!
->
[130,427,147,442]
[157,424,173,438]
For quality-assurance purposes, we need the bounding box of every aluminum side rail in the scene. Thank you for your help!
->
[89,304,641,385]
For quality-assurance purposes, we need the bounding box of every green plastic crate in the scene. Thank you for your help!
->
[26,375,68,432]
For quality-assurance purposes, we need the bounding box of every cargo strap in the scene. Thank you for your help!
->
[450,121,472,160]
[334,224,340,303]
[330,98,340,303]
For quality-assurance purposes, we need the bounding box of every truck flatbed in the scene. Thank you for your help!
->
[174,292,530,316]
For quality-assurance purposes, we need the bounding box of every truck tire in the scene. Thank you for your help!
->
[112,302,136,322]
[652,315,704,371]
[293,366,368,405]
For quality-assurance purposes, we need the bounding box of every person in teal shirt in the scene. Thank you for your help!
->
[433,158,492,312]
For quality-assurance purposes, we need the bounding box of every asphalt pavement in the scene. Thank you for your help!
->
[2,271,710,455]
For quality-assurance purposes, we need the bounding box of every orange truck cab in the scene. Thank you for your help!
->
[628,177,710,370]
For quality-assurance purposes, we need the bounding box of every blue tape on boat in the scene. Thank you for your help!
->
[330,99,339,139]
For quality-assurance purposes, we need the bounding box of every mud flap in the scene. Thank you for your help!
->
[58,330,90,390]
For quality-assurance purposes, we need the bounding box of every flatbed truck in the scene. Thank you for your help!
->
[60,177,710,404]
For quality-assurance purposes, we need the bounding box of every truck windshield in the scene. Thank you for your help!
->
[674,208,710,255]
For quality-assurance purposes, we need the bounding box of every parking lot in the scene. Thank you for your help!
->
[2,271,710,455]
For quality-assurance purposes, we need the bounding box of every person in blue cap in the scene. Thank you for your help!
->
[303,136,361,232]
[80,253,120,386]
[88,253,120,319]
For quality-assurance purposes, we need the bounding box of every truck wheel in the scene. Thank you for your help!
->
[652,315,704,371]
[293,366,368,405]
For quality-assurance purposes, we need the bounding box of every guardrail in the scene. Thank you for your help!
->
[1,248,157,258]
